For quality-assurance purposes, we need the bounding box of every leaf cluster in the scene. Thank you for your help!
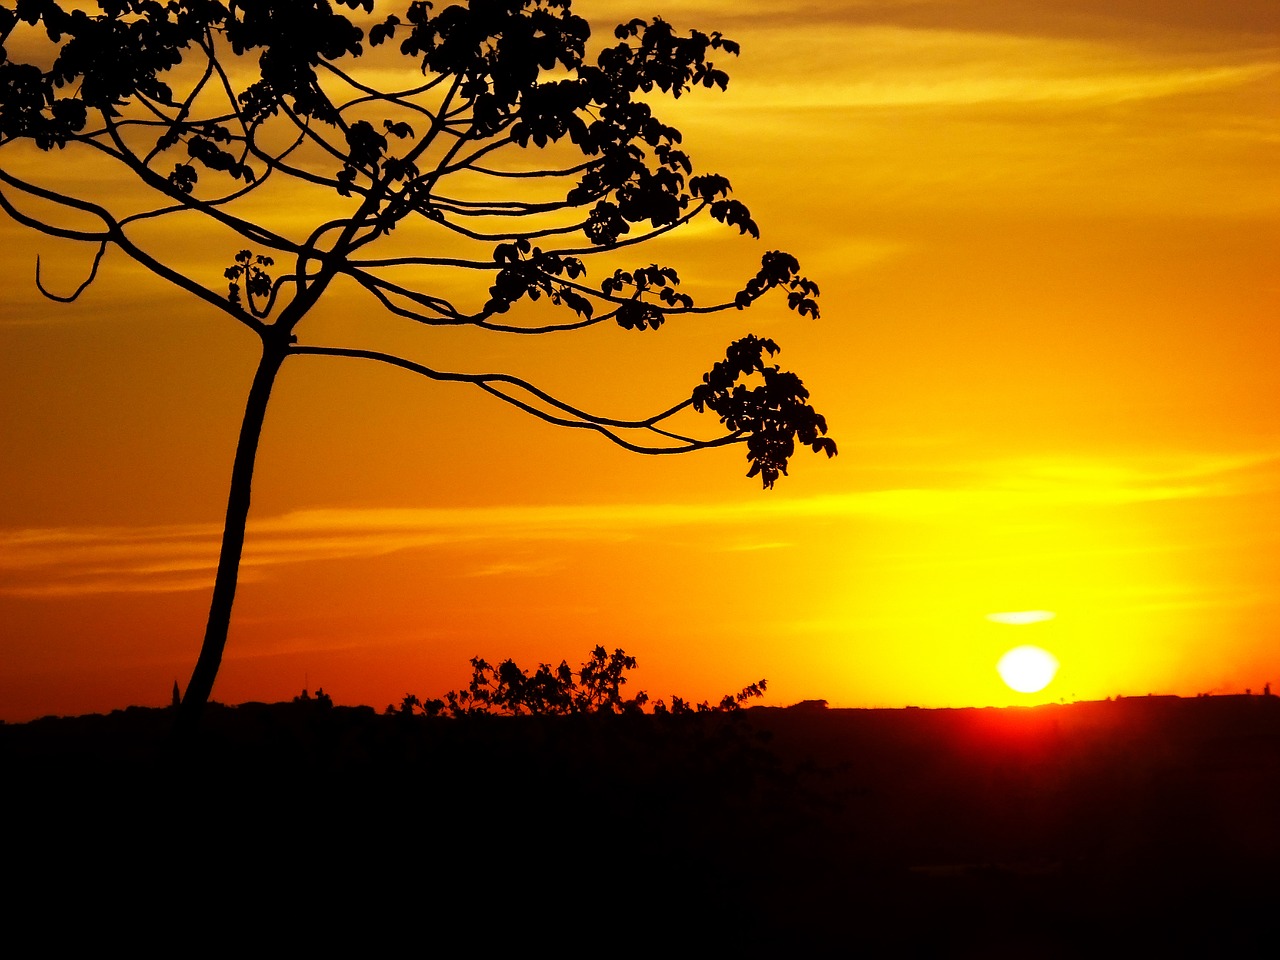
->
[223,248,274,313]
[734,250,820,318]
[484,236,592,317]
[601,263,688,331]
[692,335,836,487]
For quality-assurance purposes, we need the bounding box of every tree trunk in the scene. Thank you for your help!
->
[179,340,287,723]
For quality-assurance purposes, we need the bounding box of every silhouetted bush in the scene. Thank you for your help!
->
[391,645,765,717]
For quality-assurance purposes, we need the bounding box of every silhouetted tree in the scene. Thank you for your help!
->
[0,0,835,720]
[402,644,766,715]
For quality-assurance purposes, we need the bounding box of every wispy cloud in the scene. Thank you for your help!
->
[3,451,1276,597]
[648,1,1280,47]
[726,26,1279,111]
[464,559,561,578]
[769,61,1278,110]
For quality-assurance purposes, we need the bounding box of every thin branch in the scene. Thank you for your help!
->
[549,202,707,256]
[109,228,267,334]
[476,308,619,335]
[263,273,301,316]
[141,51,217,167]
[0,171,264,333]
[469,159,597,179]
[391,73,466,173]
[35,241,107,303]
[243,122,309,179]
[319,58,450,104]
[0,171,114,240]
[117,160,282,229]
[324,72,444,126]
[302,213,380,254]
[245,139,360,198]
[432,194,582,214]
[354,273,460,315]
[336,89,439,125]
[277,99,365,174]
[433,136,520,178]
[430,211,589,243]
[473,381,740,455]
[198,29,256,144]
[289,344,703,436]
[0,190,108,244]
[347,275,461,326]
[346,254,495,270]
[90,120,302,253]
[199,29,242,112]
[113,96,183,128]
[557,269,749,316]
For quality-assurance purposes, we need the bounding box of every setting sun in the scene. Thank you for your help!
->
[997,645,1061,694]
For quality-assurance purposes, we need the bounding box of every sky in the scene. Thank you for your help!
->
[1,0,1277,721]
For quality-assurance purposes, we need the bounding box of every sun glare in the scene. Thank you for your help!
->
[997,645,1060,693]
[987,610,1056,625]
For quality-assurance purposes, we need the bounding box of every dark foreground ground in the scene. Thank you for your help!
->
[5,695,1279,954]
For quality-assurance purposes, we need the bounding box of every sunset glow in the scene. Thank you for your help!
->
[2,1,1278,720]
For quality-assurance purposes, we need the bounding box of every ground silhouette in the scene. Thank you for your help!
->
[5,693,1278,952]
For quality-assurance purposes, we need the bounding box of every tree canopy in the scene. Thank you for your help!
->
[0,0,836,713]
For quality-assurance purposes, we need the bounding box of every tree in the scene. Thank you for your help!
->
[0,0,835,720]
[395,645,767,716]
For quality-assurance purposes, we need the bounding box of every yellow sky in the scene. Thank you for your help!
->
[2,1,1277,720]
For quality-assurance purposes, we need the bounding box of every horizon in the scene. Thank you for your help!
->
[2,0,1278,723]
[14,683,1280,726]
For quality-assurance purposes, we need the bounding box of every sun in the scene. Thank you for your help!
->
[997,645,1060,694]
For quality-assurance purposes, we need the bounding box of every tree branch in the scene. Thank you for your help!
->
[469,159,598,179]
[288,345,713,452]
[550,202,707,256]
[430,211,589,243]
[35,242,107,303]
[0,170,265,332]
[91,119,303,254]
[318,58,450,105]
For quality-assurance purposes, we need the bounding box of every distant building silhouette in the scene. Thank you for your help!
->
[789,699,829,711]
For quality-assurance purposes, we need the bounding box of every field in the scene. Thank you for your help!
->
[5,695,1277,953]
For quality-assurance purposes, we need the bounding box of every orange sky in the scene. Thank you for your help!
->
[2,0,1278,721]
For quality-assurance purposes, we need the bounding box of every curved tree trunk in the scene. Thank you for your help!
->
[180,340,288,723]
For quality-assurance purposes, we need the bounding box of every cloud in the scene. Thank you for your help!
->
[464,559,561,578]
[600,1,1280,46]
[663,17,1278,218]
[3,450,1276,597]
[724,25,1279,111]
[779,61,1278,110]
